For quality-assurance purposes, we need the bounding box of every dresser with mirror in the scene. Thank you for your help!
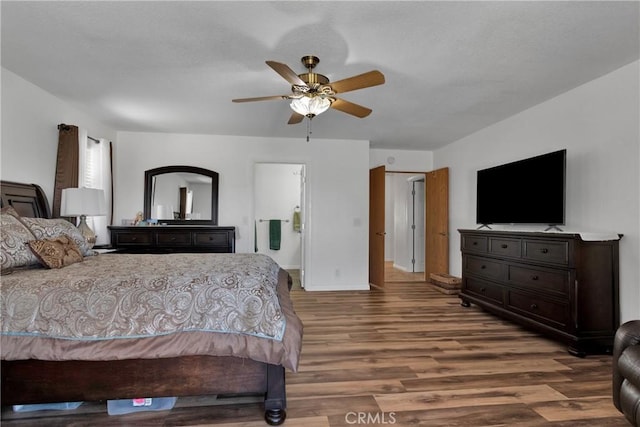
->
[108,166,235,253]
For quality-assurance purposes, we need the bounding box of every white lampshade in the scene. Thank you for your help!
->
[60,188,106,249]
[290,96,331,117]
[60,187,106,217]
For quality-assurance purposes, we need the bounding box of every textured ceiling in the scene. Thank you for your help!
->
[2,1,638,150]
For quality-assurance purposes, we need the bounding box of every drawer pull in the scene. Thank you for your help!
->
[480,287,486,292]
[501,244,508,249]
[530,275,539,281]
[131,237,137,241]
[170,237,176,241]
[472,241,478,246]
[540,248,549,254]
[480,265,487,269]
[530,303,538,310]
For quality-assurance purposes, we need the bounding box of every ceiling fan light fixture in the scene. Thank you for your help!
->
[290,96,331,117]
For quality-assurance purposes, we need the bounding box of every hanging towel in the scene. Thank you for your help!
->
[292,211,301,232]
[269,219,281,250]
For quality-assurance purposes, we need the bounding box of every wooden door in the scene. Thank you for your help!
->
[425,167,449,278]
[369,166,386,287]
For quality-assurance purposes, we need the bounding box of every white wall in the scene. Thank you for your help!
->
[384,176,394,261]
[435,61,640,322]
[392,174,411,271]
[1,68,117,202]
[370,148,433,172]
[114,132,371,291]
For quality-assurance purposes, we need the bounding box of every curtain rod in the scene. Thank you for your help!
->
[58,124,100,143]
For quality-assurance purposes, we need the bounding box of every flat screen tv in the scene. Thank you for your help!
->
[476,149,566,227]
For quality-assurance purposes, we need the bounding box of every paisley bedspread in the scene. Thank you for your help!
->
[0,253,302,371]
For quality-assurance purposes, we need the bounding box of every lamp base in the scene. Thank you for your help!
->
[76,215,97,249]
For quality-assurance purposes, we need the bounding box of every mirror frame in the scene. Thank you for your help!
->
[144,165,219,225]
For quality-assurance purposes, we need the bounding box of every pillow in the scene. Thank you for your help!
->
[18,217,94,257]
[0,211,39,271]
[28,235,83,269]
[1,205,21,218]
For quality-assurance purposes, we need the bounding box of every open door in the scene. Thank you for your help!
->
[369,166,385,287]
[298,165,306,288]
[425,167,449,278]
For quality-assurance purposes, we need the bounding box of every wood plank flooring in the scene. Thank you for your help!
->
[1,282,628,426]
[384,261,425,283]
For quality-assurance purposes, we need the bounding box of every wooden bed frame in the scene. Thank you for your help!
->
[0,181,288,425]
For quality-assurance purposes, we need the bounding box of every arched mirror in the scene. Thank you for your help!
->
[144,166,219,225]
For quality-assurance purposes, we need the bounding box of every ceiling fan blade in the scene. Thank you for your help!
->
[288,112,305,125]
[266,60,307,87]
[329,70,385,94]
[232,95,290,103]
[330,98,372,118]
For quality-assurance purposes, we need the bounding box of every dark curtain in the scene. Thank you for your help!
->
[52,124,79,218]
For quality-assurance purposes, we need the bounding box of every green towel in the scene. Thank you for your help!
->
[269,219,281,250]
[293,211,301,232]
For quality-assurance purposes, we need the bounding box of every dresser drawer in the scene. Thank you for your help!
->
[507,265,569,296]
[113,231,152,245]
[506,290,568,328]
[156,231,191,246]
[488,237,521,258]
[109,226,235,253]
[464,256,503,281]
[464,277,504,305]
[523,239,570,266]
[194,231,231,247]
[462,235,488,253]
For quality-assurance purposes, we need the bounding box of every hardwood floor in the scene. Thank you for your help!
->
[383,261,425,283]
[1,282,628,426]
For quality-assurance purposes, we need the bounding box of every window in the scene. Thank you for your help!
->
[80,134,112,246]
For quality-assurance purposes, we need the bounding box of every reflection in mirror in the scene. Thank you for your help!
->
[152,173,212,220]
[144,166,219,225]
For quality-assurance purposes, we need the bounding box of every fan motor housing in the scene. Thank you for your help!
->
[298,72,329,86]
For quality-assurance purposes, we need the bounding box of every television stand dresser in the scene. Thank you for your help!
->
[108,225,235,253]
[458,229,621,357]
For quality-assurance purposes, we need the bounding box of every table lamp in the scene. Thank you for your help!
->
[60,187,106,248]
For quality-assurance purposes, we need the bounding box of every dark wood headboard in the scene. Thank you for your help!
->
[0,180,51,218]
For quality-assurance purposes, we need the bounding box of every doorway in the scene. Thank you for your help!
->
[385,172,426,282]
[369,167,449,288]
[254,163,306,288]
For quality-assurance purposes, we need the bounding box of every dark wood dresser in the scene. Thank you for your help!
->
[108,226,235,253]
[458,229,621,356]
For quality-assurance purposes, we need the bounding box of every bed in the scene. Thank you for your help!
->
[0,180,303,425]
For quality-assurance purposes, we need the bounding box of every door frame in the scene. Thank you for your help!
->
[370,167,449,285]
[253,162,307,286]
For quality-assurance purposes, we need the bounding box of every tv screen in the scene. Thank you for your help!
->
[476,149,566,226]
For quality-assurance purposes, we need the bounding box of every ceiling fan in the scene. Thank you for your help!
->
[232,55,385,124]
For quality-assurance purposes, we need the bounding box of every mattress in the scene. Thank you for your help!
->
[1,253,302,371]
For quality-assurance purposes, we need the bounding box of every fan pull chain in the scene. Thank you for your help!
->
[306,117,312,142]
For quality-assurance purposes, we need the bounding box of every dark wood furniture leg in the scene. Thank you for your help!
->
[264,363,286,425]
